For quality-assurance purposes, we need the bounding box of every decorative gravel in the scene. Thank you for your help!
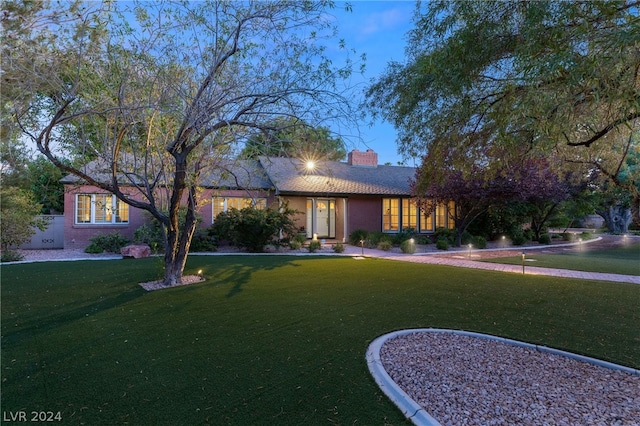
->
[380,332,640,425]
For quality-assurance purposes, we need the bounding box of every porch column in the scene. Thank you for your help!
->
[342,198,347,242]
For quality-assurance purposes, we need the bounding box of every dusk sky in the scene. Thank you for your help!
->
[330,1,417,166]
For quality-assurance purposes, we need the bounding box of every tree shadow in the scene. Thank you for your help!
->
[184,255,305,298]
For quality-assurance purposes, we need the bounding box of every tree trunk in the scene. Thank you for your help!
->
[597,205,632,234]
[161,152,200,287]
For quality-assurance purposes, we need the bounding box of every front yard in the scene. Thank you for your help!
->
[2,256,639,424]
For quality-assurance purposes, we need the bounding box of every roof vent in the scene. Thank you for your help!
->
[347,149,378,167]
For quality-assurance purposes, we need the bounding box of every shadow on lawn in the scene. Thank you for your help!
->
[3,285,146,344]
[187,255,305,298]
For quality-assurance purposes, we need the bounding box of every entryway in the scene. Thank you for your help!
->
[306,198,336,238]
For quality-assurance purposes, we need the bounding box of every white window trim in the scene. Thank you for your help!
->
[75,194,129,225]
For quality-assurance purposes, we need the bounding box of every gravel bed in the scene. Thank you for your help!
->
[380,332,640,426]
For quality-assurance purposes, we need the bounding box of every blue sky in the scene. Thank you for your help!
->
[330,1,417,166]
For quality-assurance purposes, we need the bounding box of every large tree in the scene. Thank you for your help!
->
[240,117,347,161]
[367,0,640,222]
[3,0,359,286]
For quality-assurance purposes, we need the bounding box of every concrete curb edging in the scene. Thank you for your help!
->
[366,328,640,426]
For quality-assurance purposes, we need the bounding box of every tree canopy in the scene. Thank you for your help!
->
[3,0,359,286]
[240,118,347,162]
[367,0,640,221]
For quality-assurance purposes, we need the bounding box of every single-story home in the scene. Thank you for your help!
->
[61,149,455,249]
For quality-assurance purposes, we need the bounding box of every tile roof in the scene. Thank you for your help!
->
[61,155,416,196]
[258,156,415,196]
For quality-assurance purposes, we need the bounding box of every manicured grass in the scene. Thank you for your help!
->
[483,243,640,276]
[2,256,639,425]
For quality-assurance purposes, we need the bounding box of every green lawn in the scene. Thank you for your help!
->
[2,256,639,425]
[483,243,640,276]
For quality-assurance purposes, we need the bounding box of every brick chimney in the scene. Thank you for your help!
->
[347,149,378,167]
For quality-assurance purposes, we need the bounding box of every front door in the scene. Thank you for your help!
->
[306,198,335,238]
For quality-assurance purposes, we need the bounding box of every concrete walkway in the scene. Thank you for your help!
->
[340,240,640,285]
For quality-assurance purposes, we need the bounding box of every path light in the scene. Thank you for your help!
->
[521,252,526,274]
[198,269,203,279]
[468,243,472,259]
[502,235,506,248]
[306,160,315,171]
[360,239,364,255]
[578,238,583,252]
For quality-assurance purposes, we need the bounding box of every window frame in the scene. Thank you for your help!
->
[75,194,129,225]
[383,197,455,233]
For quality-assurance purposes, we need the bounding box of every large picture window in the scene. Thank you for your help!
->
[383,198,454,233]
[75,194,129,224]
[212,197,267,222]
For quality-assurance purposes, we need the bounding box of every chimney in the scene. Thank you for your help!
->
[347,149,378,167]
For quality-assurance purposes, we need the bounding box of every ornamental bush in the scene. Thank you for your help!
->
[210,205,298,253]
[85,232,129,253]
[348,229,369,246]
[400,239,416,254]
[307,240,322,253]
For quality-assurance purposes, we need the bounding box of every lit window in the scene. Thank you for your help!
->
[435,202,455,230]
[75,194,128,224]
[382,198,399,231]
[402,199,418,230]
[212,197,267,222]
[420,203,434,232]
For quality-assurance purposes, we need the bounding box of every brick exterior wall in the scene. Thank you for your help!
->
[347,196,381,235]
[347,149,378,167]
[64,185,274,249]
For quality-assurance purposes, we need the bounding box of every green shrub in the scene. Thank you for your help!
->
[509,228,528,246]
[377,240,392,251]
[523,228,535,241]
[348,229,369,246]
[210,205,298,252]
[538,234,551,244]
[400,239,416,254]
[580,231,594,241]
[294,233,307,244]
[435,227,455,244]
[189,229,217,252]
[86,232,129,253]
[84,242,104,254]
[134,222,165,250]
[393,228,418,245]
[333,242,345,253]
[471,235,487,249]
[365,231,387,247]
[289,240,302,250]
[436,239,449,250]
[1,249,24,262]
[308,240,322,253]
[460,230,474,246]
[560,232,575,242]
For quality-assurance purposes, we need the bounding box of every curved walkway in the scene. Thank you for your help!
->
[341,238,640,285]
